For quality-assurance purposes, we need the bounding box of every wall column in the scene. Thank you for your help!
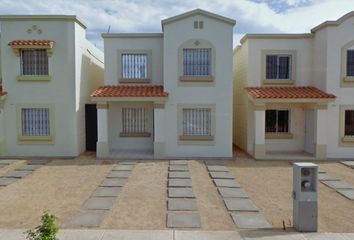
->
[254,106,266,159]
[96,102,109,158]
[154,102,165,159]
[314,107,327,159]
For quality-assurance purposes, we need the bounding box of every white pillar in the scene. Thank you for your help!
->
[154,103,165,159]
[96,102,109,158]
[314,108,327,159]
[254,108,266,159]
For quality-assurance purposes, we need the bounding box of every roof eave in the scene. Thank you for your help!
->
[91,96,168,102]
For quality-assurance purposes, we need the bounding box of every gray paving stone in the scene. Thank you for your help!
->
[167,212,201,228]
[337,189,354,200]
[318,173,340,181]
[92,187,122,197]
[100,178,127,187]
[214,179,240,188]
[170,160,188,165]
[168,198,198,211]
[16,164,41,171]
[27,159,48,165]
[112,165,134,171]
[321,180,354,190]
[106,171,131,178]
[0,159,17,165]
[205,160,225,166]
[0,177,18,186]
[168,171,191,179]
[4,170,32,178]
[119,161,136,165]
[168,188,195,198]
[231,212,272,229]
[341,161,354,168]
[83,197,116,210]
[224,198,259,212]
[218,187,248,198]
[210,171,235,179]
[0,165,4,168]
[168,179,192,187]
[62,211,107,228]
[207,166,229,172]
[169,165,189,171]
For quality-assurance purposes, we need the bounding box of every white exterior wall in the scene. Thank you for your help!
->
[163,14,234,158]
[103,37,163,85]
[0,19,103,157]
[108,102,154,152]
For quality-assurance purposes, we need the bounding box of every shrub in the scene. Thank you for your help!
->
[24,210,59,240]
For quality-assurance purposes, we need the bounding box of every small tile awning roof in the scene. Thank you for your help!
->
[245,86,336,99]
[0,86,7,96]
[8,40,55,47]
[91,85,168,98]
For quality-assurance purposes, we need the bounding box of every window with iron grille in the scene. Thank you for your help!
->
[345,110,354,136]
[265,110,290,133]
[122,108,148,134]
[266,55,291,79]
[182,108,211,136]
[21,108,50,137]
[183,48,211,76]
[121,54,148,79]
[20,49,49,76]
[346,50,354,77]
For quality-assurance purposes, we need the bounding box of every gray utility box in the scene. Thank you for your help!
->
[292,162,318,232]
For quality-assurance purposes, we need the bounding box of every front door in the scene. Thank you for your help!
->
[85,104,97,151]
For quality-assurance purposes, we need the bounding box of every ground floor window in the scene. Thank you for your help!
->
[345,110,354,137]
[182,108,211,136]
[121,107,149,136]
[265,110,290,133]
[21,108,50,137]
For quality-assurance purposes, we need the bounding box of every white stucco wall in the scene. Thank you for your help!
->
[163,14,234,158]
[0,18,103,157]
[103,36,163,85]
[108,102,154,152]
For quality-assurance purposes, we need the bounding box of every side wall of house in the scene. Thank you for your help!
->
[233,42,249,152]
[0,20,78,157]
[163,15,234,158]
[74,23,104,155]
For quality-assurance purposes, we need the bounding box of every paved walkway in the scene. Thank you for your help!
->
[1,229,354,240]
[318,171,354,200]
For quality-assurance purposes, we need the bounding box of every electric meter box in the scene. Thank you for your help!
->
[292,162,318,232]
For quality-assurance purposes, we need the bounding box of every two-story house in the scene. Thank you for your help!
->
[233,11,354,160]
[0,15,104,157]
[91,9,235,159]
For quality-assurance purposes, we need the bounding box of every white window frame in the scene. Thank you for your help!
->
[120,107,151,137]
[17,104,54,144]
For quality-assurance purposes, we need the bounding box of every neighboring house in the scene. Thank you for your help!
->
[0,15,104,157]
[233,11,354,160]
[91,9,235,159]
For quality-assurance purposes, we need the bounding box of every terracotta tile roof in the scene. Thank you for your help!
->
[8,40,55,47]
[91,85,168,98]
[245,86,336,99]
[0,86,7,96]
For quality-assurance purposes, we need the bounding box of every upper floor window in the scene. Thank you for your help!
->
[183,48,211,76]
[265,110,290,133]
[121,53,148,79]
[346,49,354,77]
[266,55,291,80]
[20,49,49,76]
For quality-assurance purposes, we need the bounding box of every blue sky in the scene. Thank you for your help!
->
[0,0,354,49]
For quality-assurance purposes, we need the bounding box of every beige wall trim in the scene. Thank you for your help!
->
[154,142,165,159]
[179,76,214,82]
[240,33,313,44]
[261,50,296,86]
[315,144,327,159]
[17,75,51,81]
[265,133,293,139]
[254,144,265,159]
[119,79,151,84]
[120,132,151,138]
[179,135,214,141]
[96,103,108,109]
[251,98,334,104]
[153,103,165,109]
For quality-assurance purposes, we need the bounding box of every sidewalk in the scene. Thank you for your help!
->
[1,229,354,240]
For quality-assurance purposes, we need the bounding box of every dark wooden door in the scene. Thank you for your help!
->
[85,104,97,151]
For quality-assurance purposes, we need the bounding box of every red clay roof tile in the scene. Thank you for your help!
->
[91,85,168,98]
[0,86,7,97]
[245,86,336,99]
[8,40,55,47]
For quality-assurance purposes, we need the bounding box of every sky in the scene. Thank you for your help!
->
[0,0,354,49]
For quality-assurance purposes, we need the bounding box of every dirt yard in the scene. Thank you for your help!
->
[227,149,354,233]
